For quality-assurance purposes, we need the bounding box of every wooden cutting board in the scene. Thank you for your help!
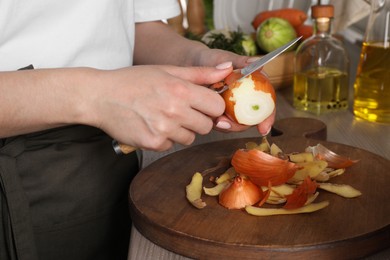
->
[129,118,390,260]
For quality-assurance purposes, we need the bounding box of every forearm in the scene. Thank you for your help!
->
[134,21,251,69]
[133,21,209,67]
[0,68,96,138]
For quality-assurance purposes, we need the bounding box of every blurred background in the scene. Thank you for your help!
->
[173,0,369,44]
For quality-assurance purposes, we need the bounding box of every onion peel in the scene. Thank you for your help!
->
[318,183,362,198]
[258,181,272,207]
[284,177,318,209]
[231,149,299,186]
[245,201,329,216]
[306,144,359,169]
[186,172,206,209]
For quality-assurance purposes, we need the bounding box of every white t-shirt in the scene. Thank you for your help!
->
[0,0,180,71]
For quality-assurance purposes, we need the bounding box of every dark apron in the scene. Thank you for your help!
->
[0,125,139,260]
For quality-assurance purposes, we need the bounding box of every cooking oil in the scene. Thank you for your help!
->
[293,4,350,115]
[353,42,390,124]
[293,67,349,114]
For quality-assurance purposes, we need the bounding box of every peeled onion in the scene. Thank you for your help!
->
[221,70,276,126]
[219,175,263,209]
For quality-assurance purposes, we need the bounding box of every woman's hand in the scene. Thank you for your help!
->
[214,109,275,136]
[86,63,233,151]
[134,21,275,138]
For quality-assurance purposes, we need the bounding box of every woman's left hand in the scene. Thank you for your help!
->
[198,49,276,136]
[214,109,275,136]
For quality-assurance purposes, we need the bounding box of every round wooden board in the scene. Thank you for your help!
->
[129,118,390,260]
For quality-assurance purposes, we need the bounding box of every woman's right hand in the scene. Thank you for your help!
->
[84,63,233,151]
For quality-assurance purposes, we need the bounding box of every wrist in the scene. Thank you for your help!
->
[66,67,104,128]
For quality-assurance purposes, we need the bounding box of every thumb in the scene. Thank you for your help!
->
[163,61,233,86]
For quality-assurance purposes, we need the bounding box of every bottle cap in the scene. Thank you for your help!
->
[311,5,334,18]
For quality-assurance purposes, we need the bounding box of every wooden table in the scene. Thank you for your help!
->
[128,42,390,259]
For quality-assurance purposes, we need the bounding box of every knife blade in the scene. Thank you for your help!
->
[240,36,302,79]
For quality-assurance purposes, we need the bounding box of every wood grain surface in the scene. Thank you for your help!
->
[129,118,390,260]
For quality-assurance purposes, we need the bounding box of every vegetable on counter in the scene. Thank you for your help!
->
[201,29,257,56]
[256,17,297,53]
[252,8,308,30]
[295,24,314,41]
[252,8,314,51]
[169,5,312,55]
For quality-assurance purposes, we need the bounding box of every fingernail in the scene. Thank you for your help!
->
[247,57,261,63]
[216,121,231,130]
[261,127,272,136]
[216,61,233,70]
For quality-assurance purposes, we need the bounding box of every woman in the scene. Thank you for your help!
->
[0,0,274,259]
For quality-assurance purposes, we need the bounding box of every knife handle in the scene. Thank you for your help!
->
[112,140,137,155]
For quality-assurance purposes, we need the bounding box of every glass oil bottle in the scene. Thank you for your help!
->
[293,4,350,115]
[353,0,390,124]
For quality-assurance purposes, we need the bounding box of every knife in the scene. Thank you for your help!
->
[113,36,302,155]
[213,36,302,94]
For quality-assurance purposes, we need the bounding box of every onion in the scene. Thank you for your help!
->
[221,70,276,126]
[219,175,263,209]
[231,149,299,187]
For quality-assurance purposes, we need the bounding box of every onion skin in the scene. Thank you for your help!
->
[284,177,318,209]
[219,175,263,209]
[221,70,276,126]
[306,144,359,169]
[231,149,299,187]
